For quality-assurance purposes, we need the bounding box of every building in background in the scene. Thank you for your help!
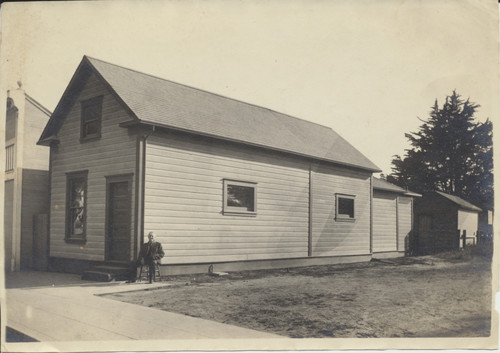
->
[4,87,51,272]
[414,191,482,255]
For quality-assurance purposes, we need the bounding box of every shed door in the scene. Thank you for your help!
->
[106,179,132,262]
[373,193,397,253]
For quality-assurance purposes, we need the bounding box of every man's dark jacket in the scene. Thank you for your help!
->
[137,241,165,266]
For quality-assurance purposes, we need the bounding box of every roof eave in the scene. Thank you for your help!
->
[127,121,381,173]
[37,135,59,146]
[404,191,422,197]
[373,186,406,194]
[459,206,482,213]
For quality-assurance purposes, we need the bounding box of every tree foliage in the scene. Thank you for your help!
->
[387,91,493,210]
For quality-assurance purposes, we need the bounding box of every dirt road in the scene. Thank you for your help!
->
[104,253,492,338]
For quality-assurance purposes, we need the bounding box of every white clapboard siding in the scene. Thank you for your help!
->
[372,191,397,252]
[397,197,412,251]
[144,131,310,264]
[50,74,136,260]
[311,164,371,257]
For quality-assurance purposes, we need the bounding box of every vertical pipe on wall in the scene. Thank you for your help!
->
[139,125,155,251]
[308,162,313,257]
[134,134,141,261]
[369,175,373,255]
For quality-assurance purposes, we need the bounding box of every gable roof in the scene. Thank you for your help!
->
[373,177,421,197]
[39,56,380,172]
[435,191,482,212]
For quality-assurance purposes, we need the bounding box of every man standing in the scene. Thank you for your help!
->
[136,231,165,283]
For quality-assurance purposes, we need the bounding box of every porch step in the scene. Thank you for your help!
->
[81,264,131,282]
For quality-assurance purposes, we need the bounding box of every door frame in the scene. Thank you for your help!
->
[105,173,133,262]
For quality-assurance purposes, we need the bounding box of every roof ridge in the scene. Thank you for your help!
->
[84,55,334,131]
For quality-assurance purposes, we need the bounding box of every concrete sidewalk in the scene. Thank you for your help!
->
[5,271,281,341]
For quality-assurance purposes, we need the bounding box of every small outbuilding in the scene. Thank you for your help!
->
[414,191,482,255]
[372,178,420,257]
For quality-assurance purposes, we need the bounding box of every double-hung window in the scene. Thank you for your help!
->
[81,96,103,141]
[66,171,88,243]
[335,193,355,221]
[223,179,257,216]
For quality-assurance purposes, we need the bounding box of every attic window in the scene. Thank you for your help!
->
[81,96,103,140]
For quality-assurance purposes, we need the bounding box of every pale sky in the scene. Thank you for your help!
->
[1,0,498,175]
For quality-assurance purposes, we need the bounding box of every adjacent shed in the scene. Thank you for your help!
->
[38,56,384,276]
[414,191,482,255]
[372,178,420,257]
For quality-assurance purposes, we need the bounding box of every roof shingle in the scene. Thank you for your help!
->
[41,56,381,172]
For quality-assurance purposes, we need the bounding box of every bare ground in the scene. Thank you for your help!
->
[103,252,492,338]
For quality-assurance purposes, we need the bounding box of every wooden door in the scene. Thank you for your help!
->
[106,178,132,262]
[419,215,432,233]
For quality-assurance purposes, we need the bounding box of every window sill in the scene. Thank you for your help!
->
[65,237,87,244]
[335,217,356,222]
[223,211,257,217]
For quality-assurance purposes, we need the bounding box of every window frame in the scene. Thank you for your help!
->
[65,170,89,243]
[80,96,103,141]
[335,193,356,222]
[222,179,257,216]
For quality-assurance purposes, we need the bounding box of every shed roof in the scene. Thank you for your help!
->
[372,177,421,197]
[39,56,380,172]
[373,177,406,193]
[435,191,482,212]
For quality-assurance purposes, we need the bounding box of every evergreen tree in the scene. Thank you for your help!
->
[387,91,493,210]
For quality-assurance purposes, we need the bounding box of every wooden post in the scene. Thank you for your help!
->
[462,229,466,248]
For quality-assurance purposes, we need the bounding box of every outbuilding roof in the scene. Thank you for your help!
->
[373,177,406,193]
[372,177,421,197]
[39,56,380,172]
[435,191,482,212]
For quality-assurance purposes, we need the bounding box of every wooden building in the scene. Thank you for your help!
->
[414,191,482,255]
[372,178,420,257]
[38,56,416,277]
[5,88,51,271]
